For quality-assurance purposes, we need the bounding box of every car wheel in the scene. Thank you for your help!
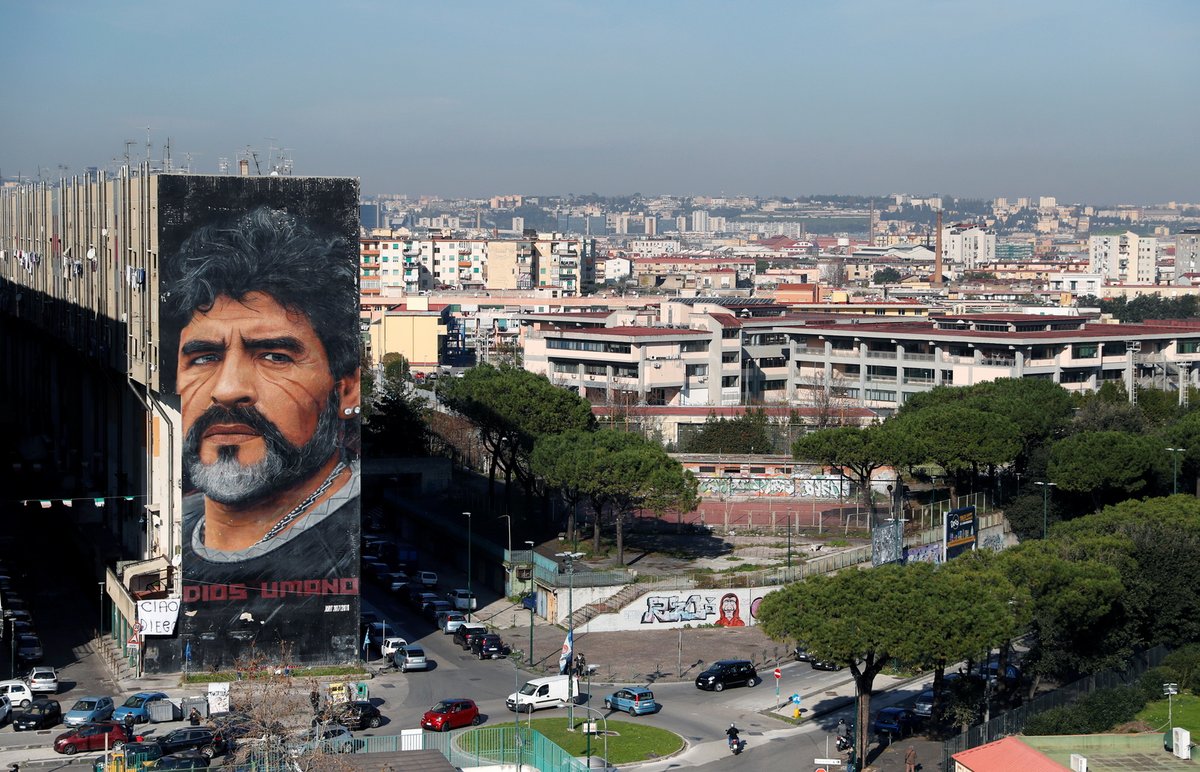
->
[604,700,611,710]
[63,745,77,756]
[368,716,381,729]
[201,746,216,759]
[714,683,724,692]
[471,715,483,726]
[440,722,450,732]
[747,677,758,687]
[628,706,637,717]
[19,700,30,709]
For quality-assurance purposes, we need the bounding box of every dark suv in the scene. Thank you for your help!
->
[471,633,506,660]
[454,624,489,650]
[694,660,759,692]
[154,727,226,758]
[317,700,382,731]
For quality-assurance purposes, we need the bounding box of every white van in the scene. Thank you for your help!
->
[505,675,581,713]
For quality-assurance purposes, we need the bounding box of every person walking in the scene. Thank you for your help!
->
[905,744,918,772]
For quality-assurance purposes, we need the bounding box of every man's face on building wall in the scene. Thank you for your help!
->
[177,292,352,506]
[722,596,737,617]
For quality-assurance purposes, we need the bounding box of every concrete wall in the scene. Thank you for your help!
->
[579,586,777,633]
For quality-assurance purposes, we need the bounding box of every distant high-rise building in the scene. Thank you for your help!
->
[942,224,995,270]
[1175,228,1200,283]
[692,210,710,232]
[1089,231,1158,283]
[512,216,525,234]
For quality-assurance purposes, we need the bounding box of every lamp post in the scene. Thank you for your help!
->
[463,512,473,620]
[498,514,513,593]
[1034,481,1056,539]
[1165,682,1178,736]
[785,515,792,576]
[1166,448,1186,495]
[525,540,535,665]
[564,700,608,770]
[555,551,584,731]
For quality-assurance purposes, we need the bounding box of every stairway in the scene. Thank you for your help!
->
[97,633,136,683]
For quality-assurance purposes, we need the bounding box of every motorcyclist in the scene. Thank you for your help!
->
[725,722,741,752]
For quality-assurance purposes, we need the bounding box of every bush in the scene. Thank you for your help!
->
[1163,644,1200,693]
[1024,685,1147,735]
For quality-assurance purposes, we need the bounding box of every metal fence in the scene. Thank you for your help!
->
[938,645,1169,771]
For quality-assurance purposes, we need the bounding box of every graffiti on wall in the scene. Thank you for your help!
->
[697,475,849,499]
[905,542,943,564]
[640,590,759,627]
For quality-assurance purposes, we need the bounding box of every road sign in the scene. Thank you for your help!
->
[774,667,782,679]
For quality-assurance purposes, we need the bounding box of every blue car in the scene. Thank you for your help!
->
[64,695,115,727]
[603,687,658,716]
[872,707,919,739]
[113,692,170,725]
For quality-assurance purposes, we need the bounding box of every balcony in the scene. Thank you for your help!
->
[361,248,380,257]
[865,350,897,359]
[403,247,421,257]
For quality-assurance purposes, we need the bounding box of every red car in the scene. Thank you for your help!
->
[54,721,132,754]
[420,699,481,732]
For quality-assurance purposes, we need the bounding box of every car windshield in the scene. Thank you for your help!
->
[430,702,452,713]
[72,700,97,711]
[638,691,653,700]
[124,696,147,708]
[518,684,539,696]
[28,704,51,715]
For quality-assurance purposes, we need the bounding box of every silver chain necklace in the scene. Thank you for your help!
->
[254,461,348,545]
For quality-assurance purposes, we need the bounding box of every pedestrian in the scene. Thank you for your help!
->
[905,744,918,772]
[188,707,201,727]
[310,689,321,713]
[123,712,135,733]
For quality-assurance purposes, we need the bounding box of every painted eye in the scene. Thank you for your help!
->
[262,352,294,363]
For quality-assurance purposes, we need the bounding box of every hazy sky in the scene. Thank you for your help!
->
[2,1,1197,204]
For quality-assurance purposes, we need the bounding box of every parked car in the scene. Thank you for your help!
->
[420,699,480,732]
[364,622,396,649]
[54,722,130,755]
[317,700,381,731]
[471,634,506,660]
[603,687,658,716]
[422,599,453,623]
[113,691,171,724]
[810,658,844,671]
[12,698,62,731]
[446,589,477,612]
[380,573,409,593]
[793,646,812,662]
[15,633,43,664]
[119,740,164,768]
[395,645,428,673]
[912,689,936,719]
[0,679,34,709]
[979,660,1022,687]
[287,723,358,755]
[438,611,467,633]
[0,695,10,724]
[155,727,227,758]
[150,751,211,771]
[27,666,58,694]
[64,695,116,727]
[410,591,438,611]
[380,637,408,660]
[872,707,919,739]
[416,571,438,587]
[454,624,489,650]
[506,675,580,713]
[694,660,759,692]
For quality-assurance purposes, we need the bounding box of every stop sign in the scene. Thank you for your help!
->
[774,667,782,679]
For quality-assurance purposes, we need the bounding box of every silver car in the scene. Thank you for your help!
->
[395,645,428,673]
[27,667,56,694]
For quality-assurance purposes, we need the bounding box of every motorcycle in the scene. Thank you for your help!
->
[836,732,853,752]
[728,736,743,755]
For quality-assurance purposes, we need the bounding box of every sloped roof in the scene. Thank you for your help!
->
[952,736,1069,771]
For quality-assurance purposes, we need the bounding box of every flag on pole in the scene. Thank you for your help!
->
[558,630,573,675]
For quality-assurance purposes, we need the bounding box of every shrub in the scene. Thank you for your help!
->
[1163,644,1200,693]
[1024,685,1147,735]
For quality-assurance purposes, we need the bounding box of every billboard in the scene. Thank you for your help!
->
[944,506,978,561]
[157,175,361,671]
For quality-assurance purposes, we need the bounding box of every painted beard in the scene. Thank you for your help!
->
[183,393,342,507]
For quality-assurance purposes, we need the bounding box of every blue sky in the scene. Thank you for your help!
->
[2,1,1197,204]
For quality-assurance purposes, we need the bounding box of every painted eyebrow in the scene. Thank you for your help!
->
[180,339,225,357]
[241,335,306,353]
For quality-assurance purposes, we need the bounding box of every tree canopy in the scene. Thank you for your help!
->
[682,408,774,455]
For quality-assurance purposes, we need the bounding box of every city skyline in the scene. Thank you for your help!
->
[2,0,1197,204]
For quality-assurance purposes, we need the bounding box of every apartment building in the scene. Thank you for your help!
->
[1175,228,1200,283]
[521,298,1200,413]
[942,223,996,270]
[1089,231,1158,283]
[632,255,756,291]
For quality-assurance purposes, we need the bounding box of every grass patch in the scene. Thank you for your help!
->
[183,665,368,684]
[1135,693,1200,735]
[520,717,683,765]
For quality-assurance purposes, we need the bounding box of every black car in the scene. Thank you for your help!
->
[122,741,165,767]
[793,646,812,662]
[454,624,489,650]
[155,727,227,758]
[471,633,507,660]
[150,751,211,771]
[694,660,759,692]
[317,700,382,731]
[13,698,62,730]
[810,658,844,671]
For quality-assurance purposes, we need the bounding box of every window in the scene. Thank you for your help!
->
[584,364,606,376]
[722,328,740,339]
[614,365,637,378]
[681,340,708,353]
[759,357,786,368]
[750,467,766,474]
[1180,339,1200,354]
[864,388,896,402]
[763,379,786,390]
[1072,343,1099,359]
[547,338,631,354]
[686,364,708,377]
[721,376,739,387]
[1102,342,1127,356]
[699,466,716,473]
[722,352,739,363]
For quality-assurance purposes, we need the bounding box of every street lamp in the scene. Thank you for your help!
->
[1165,682,1179,735]
[1166,448,1186,495]
[561,699,607,770]
[463,512,473,620]
[555,551,584,731]
[525,540,535,665]
[1034,481,1056,539]
[498,514,513,592]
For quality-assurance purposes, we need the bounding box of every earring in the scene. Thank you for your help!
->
[343,408,354,416]
[353,406,361,415]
